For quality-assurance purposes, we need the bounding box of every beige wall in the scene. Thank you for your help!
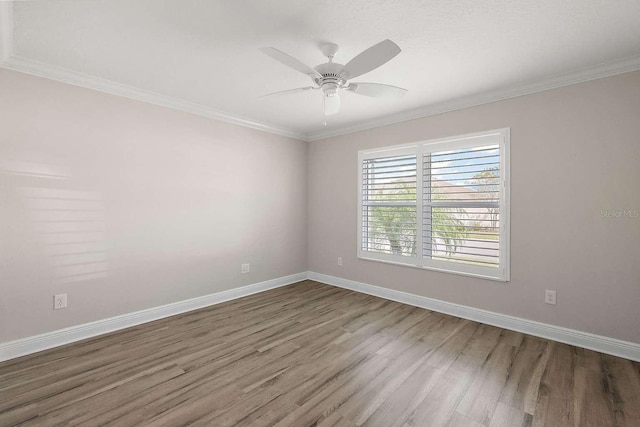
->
[2,67,638,347]
[308,71,640,344]
[0,69,308,342]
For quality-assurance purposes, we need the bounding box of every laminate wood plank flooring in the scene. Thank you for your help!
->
[1,280,639,426]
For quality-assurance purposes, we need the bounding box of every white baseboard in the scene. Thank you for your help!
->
[0,272,307,362]
[4,271,639,363]
[308,272,640,362]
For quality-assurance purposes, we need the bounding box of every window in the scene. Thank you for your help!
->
[358,129,510,281]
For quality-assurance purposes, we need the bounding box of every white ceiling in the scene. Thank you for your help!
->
[1,0,640,140]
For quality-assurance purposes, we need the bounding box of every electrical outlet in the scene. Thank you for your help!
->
[545,290,557,305]
[54,293,68,310]
[337,257,343,266]
[241,263,250,274]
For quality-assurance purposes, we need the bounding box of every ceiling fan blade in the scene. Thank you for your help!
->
[340,39,401,80]
[324,93,340,116]
[260,47,322,79]
[259,86,317,98]
[346,82,407,99]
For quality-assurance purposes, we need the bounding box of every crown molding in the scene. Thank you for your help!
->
[0,3,309,141]
[0,1,13,62]
[0,55,307,140]
[2,1,639,143]
[0,4,305,141]
[0,3,305,141]
[306,54,640,141]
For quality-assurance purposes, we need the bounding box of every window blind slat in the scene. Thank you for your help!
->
[429,146,499,158]
[431,161,500,171]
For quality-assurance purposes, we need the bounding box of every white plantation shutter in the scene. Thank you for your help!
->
[424,145,501,268]
[360,151,418,261]
[358,129,509,281]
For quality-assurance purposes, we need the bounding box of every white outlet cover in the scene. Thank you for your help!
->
[241,263,250,274]
[545,290,557,305]
[54,293,68,310]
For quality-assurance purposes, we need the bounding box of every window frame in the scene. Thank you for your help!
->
[357,128,510,282]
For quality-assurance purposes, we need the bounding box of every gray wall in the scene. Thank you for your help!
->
[308,71,640,344]
[0,69,308,342]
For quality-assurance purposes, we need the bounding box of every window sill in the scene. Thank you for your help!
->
[357,255,509,282]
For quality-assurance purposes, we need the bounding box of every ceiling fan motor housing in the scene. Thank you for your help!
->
[314,62,345,95]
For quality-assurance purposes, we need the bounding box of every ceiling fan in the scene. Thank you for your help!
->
[259,40,407,116]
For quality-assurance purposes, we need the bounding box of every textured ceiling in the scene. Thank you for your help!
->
[3,0,640,139]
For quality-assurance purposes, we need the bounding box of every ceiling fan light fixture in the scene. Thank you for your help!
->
[322,82,339,96]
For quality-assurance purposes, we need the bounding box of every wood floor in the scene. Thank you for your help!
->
[1,281,639,427]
